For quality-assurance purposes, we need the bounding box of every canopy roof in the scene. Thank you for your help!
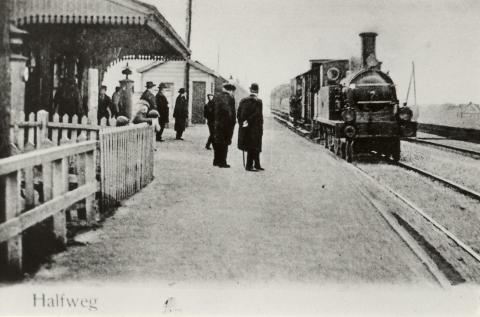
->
[12,0,190,59]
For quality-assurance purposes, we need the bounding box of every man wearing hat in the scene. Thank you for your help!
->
[237,83,264,171]
[173,88,188,140]
[140,81,157,111]
[155,83,170,142]
[97,85,113,121]
[204,93,215,149]
[212,83,236,168]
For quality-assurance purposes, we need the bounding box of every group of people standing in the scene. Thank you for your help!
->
[138,81,188,141]
[98,80,265,172]
[98,81,189,141]
[204,82,264,172]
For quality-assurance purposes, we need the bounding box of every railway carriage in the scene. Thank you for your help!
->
[272,32,417,162]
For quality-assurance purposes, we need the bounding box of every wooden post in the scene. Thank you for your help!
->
[0,0,11,158]
[185,0,193,48]
[0,2,12,278]
[0,171,22,279]
[184,61,190,125]
[37,110,49,148]
[85,149,97,224]
[87,68,99,124]
[52,158,68,246]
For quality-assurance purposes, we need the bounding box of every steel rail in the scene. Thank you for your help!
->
[273,113,480,285]
[402,137,480,159]
[392,159,480,202]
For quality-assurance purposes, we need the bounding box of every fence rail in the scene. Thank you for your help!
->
[0,141,97,277]
[9,110,117,153]
[2,110,155,279]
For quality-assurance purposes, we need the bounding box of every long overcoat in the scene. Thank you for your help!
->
[213,92,236,145]
[140,90,157,110]
[237,94,263,152]
[173,95,188,132]
[204,100,215,128]
[98,94,112,120]
[156,92,170,124]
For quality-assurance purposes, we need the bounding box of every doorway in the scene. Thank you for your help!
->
[192,81,206,124]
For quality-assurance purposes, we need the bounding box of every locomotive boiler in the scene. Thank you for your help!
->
[272,32,416,162]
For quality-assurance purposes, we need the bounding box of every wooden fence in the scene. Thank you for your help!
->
[99,124,154,211]
[1,110,155,278]
[8,110,154,211]
[0,141,97,278]
[9,110,117,153]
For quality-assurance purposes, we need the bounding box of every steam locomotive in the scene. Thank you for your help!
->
[271,32,416,162]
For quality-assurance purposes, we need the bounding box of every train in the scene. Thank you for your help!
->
[271,32,417,162]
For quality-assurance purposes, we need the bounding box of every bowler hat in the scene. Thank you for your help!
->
[145,81,156,88]
[158,83,167,89]
[178,88,186,94]
[147,110,160,118]
[223,83,236,91]
[249,83,259,92]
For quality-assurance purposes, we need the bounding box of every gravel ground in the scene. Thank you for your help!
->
[359,163,480,282]
[400,142,480,193]
[29,118,434,285]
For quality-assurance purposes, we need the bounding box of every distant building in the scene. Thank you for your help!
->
[138,60,217,124]
[458,102,480,119]
[137,61,249,124]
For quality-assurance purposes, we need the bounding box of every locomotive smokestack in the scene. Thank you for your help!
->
[359,32,378,68]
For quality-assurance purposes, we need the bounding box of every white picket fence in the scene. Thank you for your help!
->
[8,110,154,211]
[1,109,155,278]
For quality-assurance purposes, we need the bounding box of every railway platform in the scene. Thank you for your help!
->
[25,117,436,285]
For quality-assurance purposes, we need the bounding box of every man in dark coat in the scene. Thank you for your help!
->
[155,83,169,142]
[237,83,264,171]
[140,81,157,110]
[173,88,188,140]
[53,77,85,118]
[204,94,215,150]
[212,83,236,168]
[98,85,113,121]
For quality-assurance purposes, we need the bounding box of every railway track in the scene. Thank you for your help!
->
[373,152,480,202]
[273,112,480,285]
[402,137,480,159]
[354,162,480,284]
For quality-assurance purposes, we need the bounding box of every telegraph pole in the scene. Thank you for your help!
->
[185,0,192,48]
[184,0,192,124]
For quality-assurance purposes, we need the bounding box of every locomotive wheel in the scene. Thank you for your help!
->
[391,138,401,162]
[340,140,346,159]
[346,140,354,163]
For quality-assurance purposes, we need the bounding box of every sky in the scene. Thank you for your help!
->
[144,0,480,105]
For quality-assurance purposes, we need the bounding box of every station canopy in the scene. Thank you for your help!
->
[12,0,191,61]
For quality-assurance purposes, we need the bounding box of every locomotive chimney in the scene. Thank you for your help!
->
[359,32,378,68]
